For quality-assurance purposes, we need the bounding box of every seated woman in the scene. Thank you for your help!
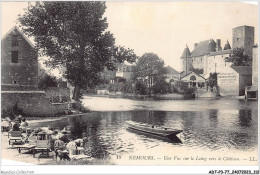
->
[20,117,28,133]
[12,119,21,131]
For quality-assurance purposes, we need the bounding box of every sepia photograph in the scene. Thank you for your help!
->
[1,0,259,174]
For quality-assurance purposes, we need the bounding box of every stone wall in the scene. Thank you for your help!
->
[1,91,69,117]
[44,87,70,103]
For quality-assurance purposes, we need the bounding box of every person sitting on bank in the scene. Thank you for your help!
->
[12,119,21,131]
[54,136,69,160]
[20,117,28,133]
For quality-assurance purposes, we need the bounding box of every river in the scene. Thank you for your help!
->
[29,96,258,165]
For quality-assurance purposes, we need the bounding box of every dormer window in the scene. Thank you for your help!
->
[12,35,18,46]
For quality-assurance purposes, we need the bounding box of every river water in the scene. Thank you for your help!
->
[29,96,258,165]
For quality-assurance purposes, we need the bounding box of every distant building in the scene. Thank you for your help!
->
[181,71,206,88]
[218,66,252,96]
[180,25,254,79]
[115,62,133,82]
[165,66,180,84]
[1,26,38,86]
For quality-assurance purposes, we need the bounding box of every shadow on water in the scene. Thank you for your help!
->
[126,128,182,144]
[238,109,252,127]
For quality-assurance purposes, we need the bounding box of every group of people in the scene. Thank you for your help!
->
[32,127,89,161]
[1,114,28,132]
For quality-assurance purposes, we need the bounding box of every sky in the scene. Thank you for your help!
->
[1,1,258,72]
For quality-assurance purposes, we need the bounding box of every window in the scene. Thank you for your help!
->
[13,80,17,84]
[12,35,18,46]
[11,51,18,63]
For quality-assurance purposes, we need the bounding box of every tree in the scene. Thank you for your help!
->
[207,73,218,88]
[189,66,203,74]
[38,74,58,89]
[131,53,166,94]
[18,2,137,101]
[225,48,252,66]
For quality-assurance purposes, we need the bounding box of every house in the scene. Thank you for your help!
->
[180,71,206,88]
[217,66,252,96]
[1,26,38,86]
[115,62,133,82]
[165,66,180,84]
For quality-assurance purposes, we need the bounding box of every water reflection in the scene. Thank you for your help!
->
[28,99,257,159]
[238,109,252,127]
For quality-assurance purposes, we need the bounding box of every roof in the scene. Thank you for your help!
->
[208,49,232,56]
[180,71,206,80]
[191,39,216,57]
[223,40,231,50]
[180,46,191,58]
[1,26,35,48]
[231,66,252,75]
[166,66,179,74]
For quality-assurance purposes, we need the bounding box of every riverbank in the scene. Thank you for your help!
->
[1,130,114,165]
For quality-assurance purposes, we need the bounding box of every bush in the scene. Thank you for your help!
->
[134,81,147,95]
[38,74,58,89]
[152,79,169,94]
[178,81,196,96]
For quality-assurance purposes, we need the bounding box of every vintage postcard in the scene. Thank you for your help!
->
[1,1,259,174]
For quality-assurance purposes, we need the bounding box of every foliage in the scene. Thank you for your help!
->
[134,81,147,95]
[18,2,137,101]
[131,53,166,94]
[190,66,203,74]
[177,81,196,96]
[38,74,58,89]
[225,48,252,66]
[152,79,169,94]
[207,73,218,88]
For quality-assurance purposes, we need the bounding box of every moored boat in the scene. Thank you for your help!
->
[126,121,183,137]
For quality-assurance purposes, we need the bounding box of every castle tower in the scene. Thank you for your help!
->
[180,45,191,73]
[223,40,231,50]
[232,25,254,57]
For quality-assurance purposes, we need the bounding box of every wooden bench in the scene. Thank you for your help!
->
[12,144,36,153]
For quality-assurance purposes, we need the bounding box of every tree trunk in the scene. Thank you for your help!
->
[72,84,81,101]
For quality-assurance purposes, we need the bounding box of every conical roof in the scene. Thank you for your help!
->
[223,40,231,50]
[180,45,191,58]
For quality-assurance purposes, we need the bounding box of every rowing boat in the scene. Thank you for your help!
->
[126,121,183,137]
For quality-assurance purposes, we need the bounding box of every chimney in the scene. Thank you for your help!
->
[216,39,222,51]
[194,43,198,49]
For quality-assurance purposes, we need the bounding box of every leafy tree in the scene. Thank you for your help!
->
[152,79,169,94]
[134,81,147,95]
[207,73,218,89]
[18,2,137,101]
[131,53,166,94]
[225,48,252,66]
[189,66,203,74]
[38,74,58,89]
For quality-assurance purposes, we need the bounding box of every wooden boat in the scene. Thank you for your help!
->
[126,121,183,137]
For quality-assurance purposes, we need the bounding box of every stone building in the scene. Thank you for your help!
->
[232,25,254,57]
[180,25,254,79]
[217,66,252,96]
[1,26,38,86]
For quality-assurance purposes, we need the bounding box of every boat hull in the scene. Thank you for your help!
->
[126,121,182,137]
